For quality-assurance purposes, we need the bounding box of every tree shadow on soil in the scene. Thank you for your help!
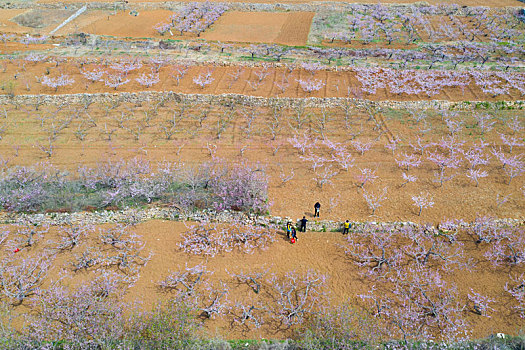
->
[276,229,293,243]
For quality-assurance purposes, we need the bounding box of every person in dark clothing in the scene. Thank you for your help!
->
[314,202,321,217]
[299,216,308,232]
[286,222,293,239]
[343,220,351,234]
[291,227,297,240]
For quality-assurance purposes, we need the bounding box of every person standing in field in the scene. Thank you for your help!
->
[314,202,321,217]
[299,216,308,232]
[343,220,351,234]
[291,226,297,241]
[286,222,293,239]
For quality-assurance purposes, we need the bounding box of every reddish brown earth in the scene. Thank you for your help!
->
[1,1,523,342]
[202,11,314,46]
[0,103,523,224]
[0,9,30,33]
[3,220,524,340]
[0,59,523,101]
[56,9,315,46]
[76,10,175,39]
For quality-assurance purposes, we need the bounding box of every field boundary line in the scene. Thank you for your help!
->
[0,207,523,232]
[0,92,523,111]
[48,5,87,35]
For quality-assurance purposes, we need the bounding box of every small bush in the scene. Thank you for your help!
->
[126,299,201,348]
[295,302,381,350]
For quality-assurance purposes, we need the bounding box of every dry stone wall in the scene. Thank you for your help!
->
[0,207,522,234]
[0,91,522,111]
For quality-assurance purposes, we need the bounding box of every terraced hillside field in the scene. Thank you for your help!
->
[0,0,523,347]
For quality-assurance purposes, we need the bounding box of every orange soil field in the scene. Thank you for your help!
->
[0,9,29,34]
[0,42,54,53]
[1,60,523,102]
[53,10,123,37]
[1,8,205,40]
[0,102,523,224]
[202,11,314,46]
[3,220,524,340]
[1,1,524,343]
[72,10,314,45]
[76,9,175,39]
[0,9,27,20]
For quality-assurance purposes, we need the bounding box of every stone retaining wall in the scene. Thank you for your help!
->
[0,91,522,111]
[0,207,523,233]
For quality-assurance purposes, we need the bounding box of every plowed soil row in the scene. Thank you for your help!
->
[202,11,314,46]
